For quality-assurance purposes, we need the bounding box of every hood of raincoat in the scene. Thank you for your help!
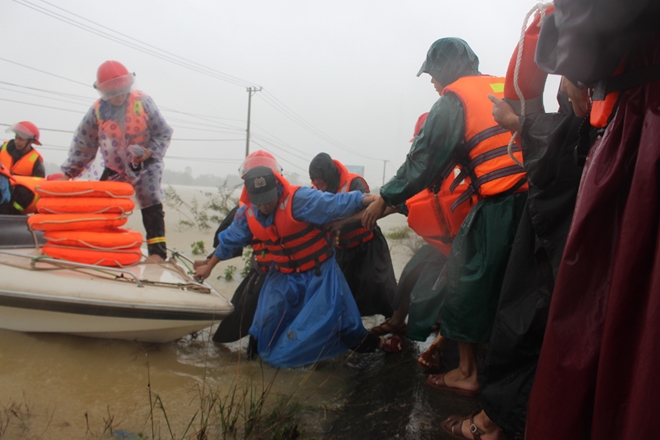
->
[309,152,340,193]
[417,38,480,87]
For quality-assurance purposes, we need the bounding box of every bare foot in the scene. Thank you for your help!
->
[441,367,480,394]
[146,254,164,263]
[417,344,443,372]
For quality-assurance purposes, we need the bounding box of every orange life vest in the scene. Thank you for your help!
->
[9,175,42,214]
[441,75,528,210]
[0,141,43,177]
[93,90,150,149]
[245,172,333,274]
[590,60,626,129]
[332,160,374,249]
[406,166,476,257]
[237,193,272,271]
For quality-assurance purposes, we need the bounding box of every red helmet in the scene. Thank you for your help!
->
[410,112,429,142]
[94,60,135,100]
[7,121,41,145]
[239,150,282,178]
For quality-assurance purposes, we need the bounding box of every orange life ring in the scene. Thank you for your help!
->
[37,197,135,214]
[41,245,143,267]
[44,228,143,250]
[28,213,128,231]
[35,180,134,198]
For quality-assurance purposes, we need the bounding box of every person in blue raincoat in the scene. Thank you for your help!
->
[194,166,402,368]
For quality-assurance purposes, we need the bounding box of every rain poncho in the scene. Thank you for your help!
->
[213,185,370,368]
[381,38,526,343]
[61,91,172,209]
[391,244,448,341]
[527,5,660,440]
[309,153,396,317]
[480,93,587,437]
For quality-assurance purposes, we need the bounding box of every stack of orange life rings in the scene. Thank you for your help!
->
[27,180,144,267]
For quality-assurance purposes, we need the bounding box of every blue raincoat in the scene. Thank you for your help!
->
[214,185,369,368]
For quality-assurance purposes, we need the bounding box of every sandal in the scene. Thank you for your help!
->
[440,411,485,439]
[417,343,443,372]
[369,319,407,336]
[380,335,404,353]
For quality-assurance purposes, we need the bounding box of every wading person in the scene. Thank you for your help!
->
[195,166,402,368]
[61,60,172,261]
[308,152,396,318]
[363,37,527,398]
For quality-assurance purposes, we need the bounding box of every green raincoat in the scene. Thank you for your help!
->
[381,38,527,343]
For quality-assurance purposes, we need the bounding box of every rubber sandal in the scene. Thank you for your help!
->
[425,373,480,397]
[440,411,485,439]
[380,335,404,353]
[417,343,443,372]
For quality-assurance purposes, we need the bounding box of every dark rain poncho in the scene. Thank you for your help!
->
[381,38,526,343]
[527,5,660,439]
[480,93,587,437]
[211,205,266,343]
[309,153,396,317]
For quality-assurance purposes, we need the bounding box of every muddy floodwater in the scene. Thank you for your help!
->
[0,186,485,439]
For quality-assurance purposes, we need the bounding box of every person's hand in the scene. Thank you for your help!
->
[194,263,213,282]
[560,77,590,118]
[488,94,521,132]
[193,259,209,270]
[362,196,386,230]
[133,146,153,163]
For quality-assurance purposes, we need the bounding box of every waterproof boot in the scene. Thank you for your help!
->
[141,203,167,260]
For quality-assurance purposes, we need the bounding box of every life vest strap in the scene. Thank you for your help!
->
[450,144,522,193]
[274,246,333,271]
[269,232,326,256]
[264,223,317,247]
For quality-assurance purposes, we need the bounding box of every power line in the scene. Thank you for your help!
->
[14,0,257,88]
[13,1,380,164]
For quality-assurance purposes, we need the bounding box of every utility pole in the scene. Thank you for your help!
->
[382,160,389,186]
[245,86,262,157]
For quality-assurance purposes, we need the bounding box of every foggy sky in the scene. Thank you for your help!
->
[1,0,560,186]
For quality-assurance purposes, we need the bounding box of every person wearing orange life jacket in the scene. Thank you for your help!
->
[0,122,45,215]
[60,61,172,261]
[1,122,45,178]
[308,152,396,318]
[363,38,528,398]
[0,164,12,214]
[194,150,282,345]
[194,166,403,368]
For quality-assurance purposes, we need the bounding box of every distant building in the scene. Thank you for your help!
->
[345,165,365,177]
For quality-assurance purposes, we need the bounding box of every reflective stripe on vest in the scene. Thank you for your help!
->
[9,175,42,213]
[0,142,43,177]
[246,172,333,274]
[442,75,527,209]
[332,159,374,249]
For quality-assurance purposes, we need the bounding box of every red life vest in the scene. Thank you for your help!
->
[0,141,43,177]
[332,160,374,249]
[441,75,528,210]
[245,172,333,274]
[406,165,476,257]
[238,190,272,271]
[93,91,150,149]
